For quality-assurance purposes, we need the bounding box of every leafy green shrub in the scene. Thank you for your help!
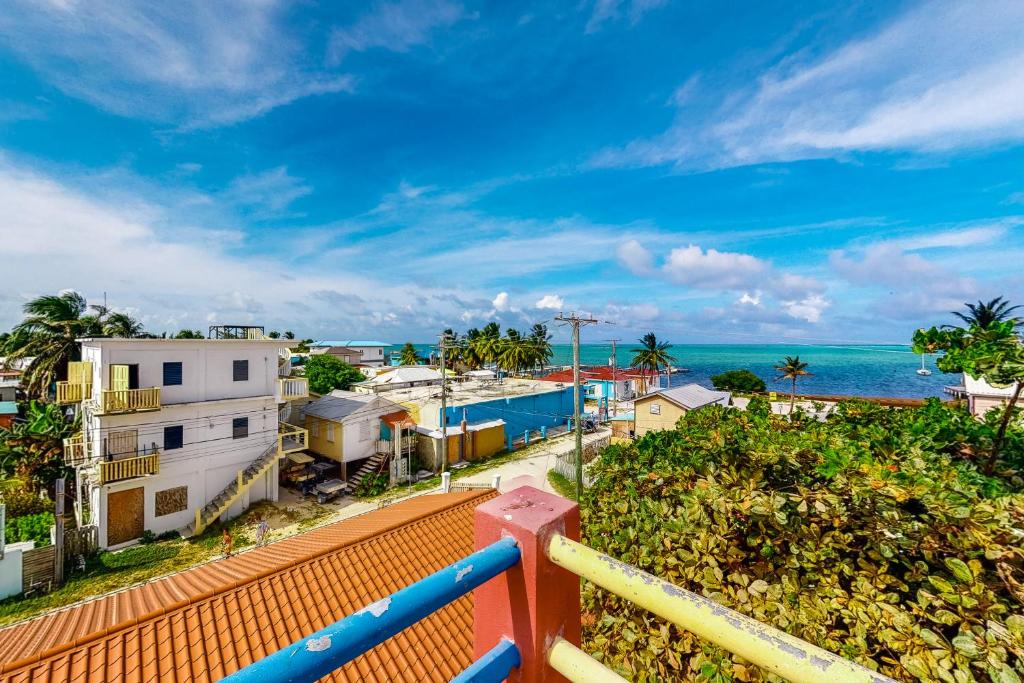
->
[5,511,54,546]
[710,369,767,393]
[0,488,50,517]
[353,472,389,498]
[304,354,365,394]
[139,530,157,545]
[581,399,1024,682]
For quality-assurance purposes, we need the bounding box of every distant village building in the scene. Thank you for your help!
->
[540,367,661,402]
[963,375,1020,418]
[57,331,308,548]
[353,366,443,394]
[633,384,731,437]
[310,340,390,367]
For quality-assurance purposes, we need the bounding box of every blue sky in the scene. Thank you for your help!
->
[0,0,1022,344]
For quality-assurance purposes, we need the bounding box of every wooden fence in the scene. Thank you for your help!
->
[21,545,55,594]
[64,525,99,557]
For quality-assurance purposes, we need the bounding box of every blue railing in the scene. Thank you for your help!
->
[223,537,521,683]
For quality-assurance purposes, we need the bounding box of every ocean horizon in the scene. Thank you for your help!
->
[402,342,952,399]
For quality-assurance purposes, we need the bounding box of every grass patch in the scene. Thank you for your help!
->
[547,470,577,500]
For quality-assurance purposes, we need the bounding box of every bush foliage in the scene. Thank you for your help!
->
[581,398,1024,682]
[303,354,365,394]
[5,511,54,546]
[710,369,767,393]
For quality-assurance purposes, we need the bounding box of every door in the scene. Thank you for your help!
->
[107,486,144,546]
[105,429,138,459]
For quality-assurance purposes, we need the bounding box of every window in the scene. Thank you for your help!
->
[232,417,248,439]
[359,420,371,442]
[650,403,661,415]
[310,420,319,437]
[155,486,187,517]
[164,425,184,450]
[163,362,183,386]
[326,423,335,443]
[233,359,249,382]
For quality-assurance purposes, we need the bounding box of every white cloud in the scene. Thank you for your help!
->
[830,243,977,296]
[662,245,768,290]
[616,239,655,275]
[0,1,353,126]
[328,0,465,62]
[782,294,831,323]
[223,167,313,219]
[592,0,1024,169]
[492,292,510,312]
[737,291,761,306]
[585,0,667,34]
[535,294,564,310]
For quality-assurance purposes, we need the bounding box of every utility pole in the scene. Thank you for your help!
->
[606,338,620,419]
[438,332,448,475]
[555,312,599,501]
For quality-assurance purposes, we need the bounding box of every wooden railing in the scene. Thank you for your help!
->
[63,433,89,466]
[56,381,92,404]
[278,423,308,455]
[376,437,417,455]
[100,387,161,414]
[277,377,309,401]
[98,453,159,484]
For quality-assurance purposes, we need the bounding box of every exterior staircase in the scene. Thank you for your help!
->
[183,441,279,537]
[346,453,388,493]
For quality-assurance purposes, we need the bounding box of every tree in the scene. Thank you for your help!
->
[710,369,766,393]
[295,338,314,353]
[398,342,422,366]
[283,331,295,340]
[267,330,281,339]
[462,328,484,369]
[950,296,1022,329]
[496,328,534,375]
[914,321,1023,473]
[0,400,77,494]
[2,291,105,399]
[475,322,503,365]
[173,329,204,339]
[303,354,365,394]
[630,332,677,392]
[103,312,145,338]
[440,329,460,369]
[530,323,553,373]
[774,356,811,415]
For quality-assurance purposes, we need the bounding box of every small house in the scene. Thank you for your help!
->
[633,384,731,437]
[310,340,390,367]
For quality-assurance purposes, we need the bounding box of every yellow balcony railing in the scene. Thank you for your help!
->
[278,423,308,455]
[63,433,89,466]
[99,387,161,414]
[56,381,92,404]
[97,453,159,484]
[277,377,309,401]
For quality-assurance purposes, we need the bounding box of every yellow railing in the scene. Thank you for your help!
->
[278,423,308,455]
[63,433,89,466]
[277,377,309,400]
[100,387,161,414]
[98,453,159,485]
[546,534,890,683]
[56,381,92,404]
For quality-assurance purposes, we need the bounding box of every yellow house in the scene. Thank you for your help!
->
[633,384,731,437]
[301,391,406,478]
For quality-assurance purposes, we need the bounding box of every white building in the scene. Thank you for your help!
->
[59,335,308,548]
[310,340,390,367]
[963,374,1020,418]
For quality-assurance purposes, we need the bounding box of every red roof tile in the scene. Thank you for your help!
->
[0,490,496,682]
[540,367,649,383]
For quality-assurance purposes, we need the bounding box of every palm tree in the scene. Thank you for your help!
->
[530,323,553,374]
[462,328,484,369]
[441,329,461,369]
[284,330,295,340]
[475,322,503,366]
[399,342,422,366]
[496,328,533,375]
[630,332,677,393]
[951,297,1022,329]
[0,400,77,494]
[774,356,811,415]
[3,291,105,398]
[103,312,145,338]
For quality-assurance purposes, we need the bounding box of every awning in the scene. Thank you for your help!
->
[287,451,314,464]
[380,410,416,429]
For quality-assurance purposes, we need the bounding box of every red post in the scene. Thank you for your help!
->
[473,485,581,682]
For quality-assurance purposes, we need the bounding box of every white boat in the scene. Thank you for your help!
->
[916,354,932,376]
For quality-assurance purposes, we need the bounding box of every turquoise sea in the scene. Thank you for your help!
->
[404,343,951,399]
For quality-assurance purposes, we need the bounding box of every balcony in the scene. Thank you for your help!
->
[277,377,309,401]
[63,433,89,466]
[278,423,308,455]
[99,387,161,415]
[56,381,92,405]
[376,436,417,456]
[97,453,159,485]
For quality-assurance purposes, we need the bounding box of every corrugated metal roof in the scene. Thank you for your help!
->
[360,367,441,385]
[300,391,402,423]
[312,340,391,348]
[0,490,497,682]
[645,383,731,410]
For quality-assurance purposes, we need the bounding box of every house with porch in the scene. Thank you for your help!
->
[633,383,731,437]
[56,330,309,548]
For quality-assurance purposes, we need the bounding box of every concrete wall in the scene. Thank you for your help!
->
[633,395,687,437]
[0,541,31,600]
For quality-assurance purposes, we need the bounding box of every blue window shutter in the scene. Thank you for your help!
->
[163,362,183,386]
[164,425,184,450]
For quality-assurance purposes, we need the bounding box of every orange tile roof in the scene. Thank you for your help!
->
[0,490,497,682]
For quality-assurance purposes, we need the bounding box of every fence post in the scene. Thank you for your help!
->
[524,430,530,446]
[441,471,451,493]
[506,434,513,452]
[540,426,547,439]
[53,478,64,585]
[473,485,581,682]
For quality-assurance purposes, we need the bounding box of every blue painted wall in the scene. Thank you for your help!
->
[441,386,582,435]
